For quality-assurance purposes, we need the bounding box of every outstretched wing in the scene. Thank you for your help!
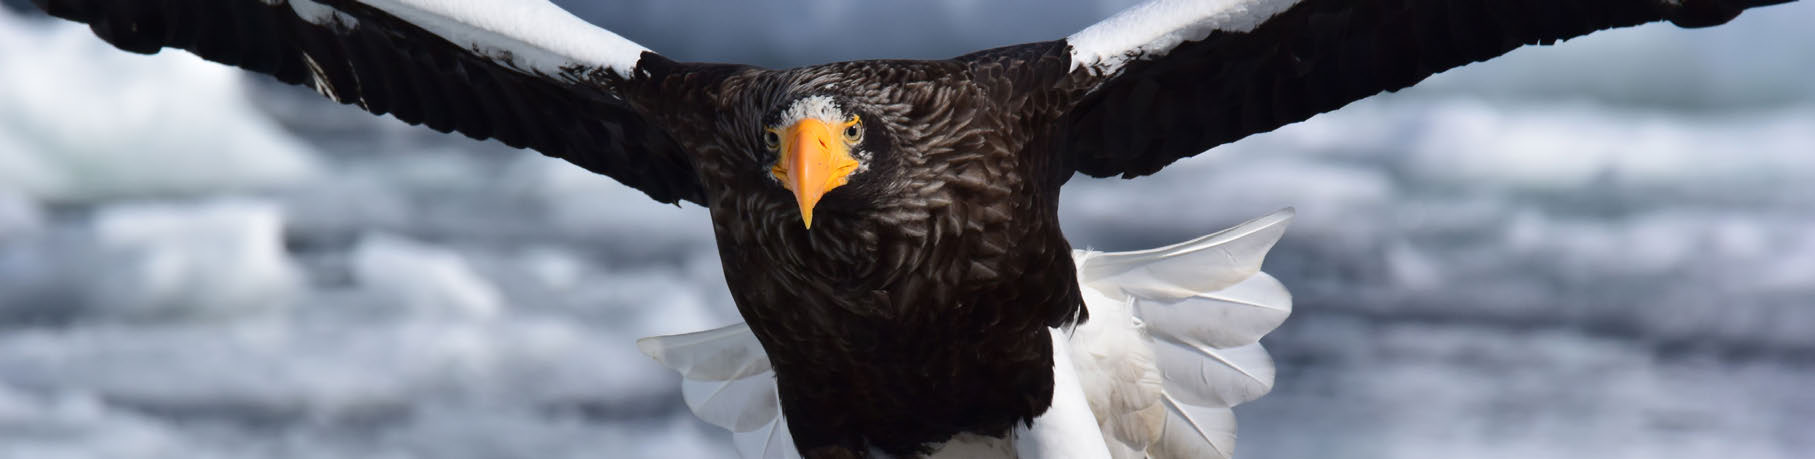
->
[32,0,716,205]
[970,0,1796,179]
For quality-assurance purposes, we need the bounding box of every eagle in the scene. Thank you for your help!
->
[30,0,1796,457]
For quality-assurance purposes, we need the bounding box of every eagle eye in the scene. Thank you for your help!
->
[763,129,781,151]
[842,116,863,143]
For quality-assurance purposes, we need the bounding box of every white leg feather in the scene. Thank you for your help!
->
[1011,329,1115,458]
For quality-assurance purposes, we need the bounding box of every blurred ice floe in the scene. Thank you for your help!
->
[0,196,732,457]
[351,233,504,319]
[0,200,299,323]
[0,6,317,203]
[0,191,42,242]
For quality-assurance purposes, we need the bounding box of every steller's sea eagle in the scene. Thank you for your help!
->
[30,0,1799,457]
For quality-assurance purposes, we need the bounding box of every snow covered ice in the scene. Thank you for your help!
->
[2,1,1814,458]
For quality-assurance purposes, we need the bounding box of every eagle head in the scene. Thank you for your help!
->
[762,94,879,229]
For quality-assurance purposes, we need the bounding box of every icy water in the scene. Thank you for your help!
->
[2,2,1814,458]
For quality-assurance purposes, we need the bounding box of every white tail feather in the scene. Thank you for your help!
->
[734,417,803,459]
[1081,209,1293,300]
[1151,340,1275,408]
[637,323,786,434]
[636,323,770,381]
[1150,395,1239,459]
[1138,271,1291,349]
[1076,208,1293,458]
[637,209,1295,458]
[681,372,781,432]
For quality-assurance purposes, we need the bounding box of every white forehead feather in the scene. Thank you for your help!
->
[776,95,848,127]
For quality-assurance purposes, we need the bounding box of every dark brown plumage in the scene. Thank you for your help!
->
[29,0,1795,456]
[632,59,1086,454]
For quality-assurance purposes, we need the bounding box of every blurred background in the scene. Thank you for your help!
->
[2,1,1813,458]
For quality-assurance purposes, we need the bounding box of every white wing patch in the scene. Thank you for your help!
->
[284,0,357,29]
[638,209,1294,458]
[270,0,649,79]
[1068,0,1302,74]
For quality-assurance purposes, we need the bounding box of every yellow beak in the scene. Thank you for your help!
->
[771,118,859,229]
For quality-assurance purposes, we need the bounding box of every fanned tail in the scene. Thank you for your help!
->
[1071,208,1294,459]
[636,324,801,458]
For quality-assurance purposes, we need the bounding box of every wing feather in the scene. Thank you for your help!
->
[984,0,1799,179]
[33,0,715,204]
[344,0,645,78]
